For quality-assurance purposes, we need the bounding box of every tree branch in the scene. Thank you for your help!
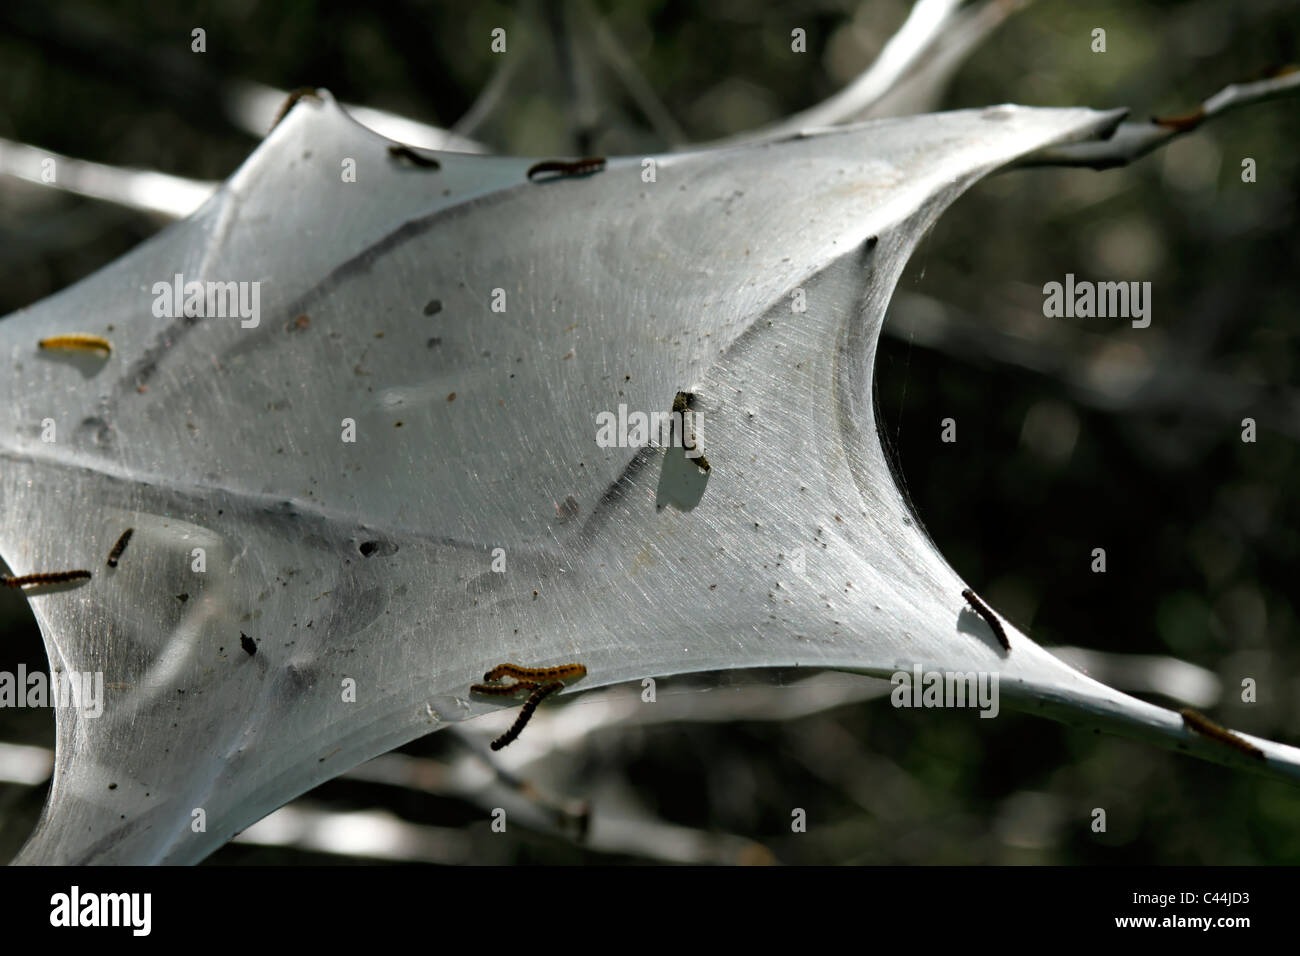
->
[1021,68,1300,169]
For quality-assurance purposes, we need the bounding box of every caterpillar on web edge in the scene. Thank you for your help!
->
[1,570,92,588]
[482,663,587,684]
[1179,708,1265,760]
[491,681,564,751]
[961,588,1010,651]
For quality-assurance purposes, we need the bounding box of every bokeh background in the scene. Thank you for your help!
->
[1,0,1297,864]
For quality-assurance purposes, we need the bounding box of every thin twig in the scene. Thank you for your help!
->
[0,135,217,219]
[582,0,688,145]
[451,47,522,137]
[859,0,1030,120]
[701,0,1019,148]
[1021,69,1300,169]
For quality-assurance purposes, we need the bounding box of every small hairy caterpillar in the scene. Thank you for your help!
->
[482,663,587,684]
[1179,708,1265,760]
[39,334,112,356]
[491,681,563,751]
[269,87,322,132]
[473,662,586,750]
[470,680,541,697]
[1,570,92,588]
[387,144,441,169]
[961,588,1010,651]
[106,528,134,568]
[526,157,606,181]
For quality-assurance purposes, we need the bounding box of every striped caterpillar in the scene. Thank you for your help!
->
[961,588,1010,651]
[491,681,563,751]
[526,157,606,182]
[1,570,92,588]
[482,663,587,684]
[1179,708,1265,760]
[473,662,587,750]
[470,680,540,697]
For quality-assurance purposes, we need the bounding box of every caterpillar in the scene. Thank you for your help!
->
[470,680,540,697]
[269,87,322,132]
[961,588,1010,651]
[482,662,587,684]
[491,681,563,751]
[1150,108,1205,133]
[38,334,112,356]
[473,662,585,748]
[1179,708,1265,760]
[106,528,134,568]
[1,570,92,588]
[526,157,606,182]
[387,144,441,169]
[671,391,710,472]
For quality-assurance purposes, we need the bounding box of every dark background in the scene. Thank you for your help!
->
[0,0,1297,864]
